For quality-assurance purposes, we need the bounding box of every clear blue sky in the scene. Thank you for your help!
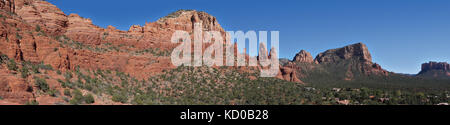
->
[46,0,450,74]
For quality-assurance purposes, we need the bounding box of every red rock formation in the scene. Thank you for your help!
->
[314,42,388,76]
[420,62,450,72]
[0,0,15,13]
[315,42,372,63]
[293,50,314,63]
[0,68,34,104]
[418,62,450,78]
[15,0,68,36]
[276,66,303,83]
[6,2,229,81]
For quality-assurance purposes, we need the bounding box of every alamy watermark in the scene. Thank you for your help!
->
[171,23,279,77]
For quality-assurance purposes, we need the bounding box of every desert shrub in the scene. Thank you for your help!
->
[7,59,18,71]
[19,66,30,78]
[34,77,49,92]
[48,89,58,97]
[39,62,53,70]
[64,89,71,97]
[0,54,8,63]
[84,94,95,104]
[112,92,128,103]
[64,71,73,80]
[16,33,22,39]
[25,100,39,105]
[35,25,41,32]
[69,89,84,105]
[31,64,40,73]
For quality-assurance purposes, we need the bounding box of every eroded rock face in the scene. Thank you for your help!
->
[6,1,229,81]
[418,62,450,77]
[0,0,15,13]
[315,42,372,64]
[15,0,68,36]
[0,69,34,104]
[276,65,303,84]
[293,50,314,63]
[311,42,388,78]
[420,62,450,72]
[128,25,143,33]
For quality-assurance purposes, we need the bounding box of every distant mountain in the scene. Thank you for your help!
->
[286,43,387,80]
[283,43,449,88]
[417,62,450,79]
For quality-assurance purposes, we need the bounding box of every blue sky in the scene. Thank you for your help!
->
[46,0,450,74]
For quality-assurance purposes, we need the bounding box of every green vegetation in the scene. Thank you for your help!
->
[48,89,59,97]
[16,32,22,39]
[7,59,18,71]
[294,59,450,89]
[84,94,95,104]
[35,25,41,32]
[35,25,47,36]
[36,62,53,71]
[16,61,54,78]
[34,77,49,92]
[67,89,95,105]
[69,89,84,105]
[54,35,170,57]
[31,63,40,73]
[112,92,128,103]
[64,65,449,105]
[0,54,8,64]
[64,89,71,97]
[25,100,39,105]
[133,48,171,57]
[19,66,29,78]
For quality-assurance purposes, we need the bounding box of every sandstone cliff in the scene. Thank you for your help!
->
[293,50,314,63]
[418,62,450,78]
[287,43,389,82]
[0,0,305,104]
[315,43,372,64]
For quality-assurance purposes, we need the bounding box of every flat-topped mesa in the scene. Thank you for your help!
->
[293,50,314,63]
[419,62,450,74]
[315,42,372,64]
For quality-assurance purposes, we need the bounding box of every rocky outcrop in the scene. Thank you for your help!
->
[128,25,143,33]
[0,69,34,104]
[418,62,450,78]
[2,1,228,81]
[276,66,303,83]
[315,42,387,76]
[15,0,68,36]
[420,62,450,73]
[0,0,15,13]
[315,42,372,64]
[155,10,224,32]
[293,50,314,63]
[284,42,390,82]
